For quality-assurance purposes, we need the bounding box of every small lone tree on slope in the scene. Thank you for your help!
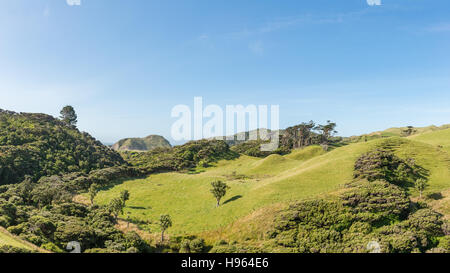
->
[120,190,130,207]
[60,105,78,126]
[210,180,230,207]
[109,197,124,221]
[159,214,172,243]
[415,178,428,199]
[88,183,100,205]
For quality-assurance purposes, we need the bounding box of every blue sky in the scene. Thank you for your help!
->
[0,0,449,144]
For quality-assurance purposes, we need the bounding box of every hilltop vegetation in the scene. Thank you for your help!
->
[0,109,124,185]
[121,139,238,173]
[112,135,171,152]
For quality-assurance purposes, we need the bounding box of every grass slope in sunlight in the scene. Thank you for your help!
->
[409,128,450,154]
[93,136,450,238]
[0,228,40,251]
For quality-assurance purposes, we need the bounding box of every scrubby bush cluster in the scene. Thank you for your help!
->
[260,146,446,253]
[0,245,34,253]
[0,177,151,253]
[267,180,446,253]
[0,109,124,185]
[353,149,422,186]
[121,139,238,172]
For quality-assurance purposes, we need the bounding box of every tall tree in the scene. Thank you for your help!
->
[316,120,337,149]
[59,105,77,126]
[159,214,172,242]
[210,180,230,207]
[281,121,316,149]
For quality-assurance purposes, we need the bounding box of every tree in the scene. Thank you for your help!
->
[59,105,77,126]
[120,190,130,207]
[415,178,428,199]
[281,121,316,149]
[159,214,172,243]
[315,120,337,149]
[402,126,417,137]
[108,197,124,220]
[210,180,230,207]
[88,184,100,205]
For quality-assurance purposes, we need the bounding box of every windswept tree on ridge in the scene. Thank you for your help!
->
[59,105,78,126]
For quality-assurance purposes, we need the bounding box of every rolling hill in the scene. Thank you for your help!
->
[93,134,450,244]
[409,128,450,154]
[2,108,449,252]
[112,135,172,152]
[344,124,450,143]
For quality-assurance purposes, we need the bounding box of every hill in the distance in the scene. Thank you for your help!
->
[112,135,172,152]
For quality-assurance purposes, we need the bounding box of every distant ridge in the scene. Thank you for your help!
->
[112,135,172,152]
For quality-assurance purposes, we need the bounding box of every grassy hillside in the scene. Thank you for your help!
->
[0,227,46,252]
[344,124,450,143]
[382,124,450,136]
[284,145,326,161]
[112,135,171,152]
[409,128,450,154]
[93,136,450,240]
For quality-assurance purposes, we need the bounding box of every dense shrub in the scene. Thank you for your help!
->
[353,149,422,186]
[268,200,373,253]
[267,180,445,253]
[0,109,125,185]
[377,209,444,253]
[0,245,34,253]
[341,180,410,220]
[41,242,64,253]
[209,241,264,253]
[122,139,238,172]
[180,238,206,253]
[438,236,450,251]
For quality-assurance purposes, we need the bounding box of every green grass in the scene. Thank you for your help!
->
[94,135,450,238]
[0,228,36,251]
[374,124,450,137]
[409,128,450,154]
[284,145,326,161]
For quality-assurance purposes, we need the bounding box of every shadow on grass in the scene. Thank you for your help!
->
[427,192,444,200]
[128,206,150,210]
[223,195,243,205]
[99,177,145,191]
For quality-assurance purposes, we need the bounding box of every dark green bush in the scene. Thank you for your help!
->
[0,109,124,185]
[122,139,238,173]
[353,149,420,186]
[0,245,34,253]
